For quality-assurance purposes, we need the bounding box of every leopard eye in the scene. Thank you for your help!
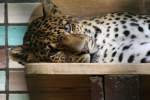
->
[64,24,72,33]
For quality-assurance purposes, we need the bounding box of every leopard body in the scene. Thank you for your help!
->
[10,0,150,63]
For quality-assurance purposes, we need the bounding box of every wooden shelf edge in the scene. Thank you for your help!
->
[25,63,150,75]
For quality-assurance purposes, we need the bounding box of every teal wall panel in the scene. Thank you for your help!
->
[8,26,27,46]
[0,26,5,46]
[9,94,29,100]
[0,94,6,100]
[8,3,40,23]
[0,4,4,23]
[0,49,6,68]
[0,71,6,91]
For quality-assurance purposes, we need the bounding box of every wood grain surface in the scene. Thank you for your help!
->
[105,75,140,100]
[26,63,150,75]
[27,75,91,100]
[30,0,149,21]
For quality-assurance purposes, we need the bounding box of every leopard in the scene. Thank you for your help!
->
[10,0,150,64]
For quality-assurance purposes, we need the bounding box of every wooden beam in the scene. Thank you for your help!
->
[26,63,150,75]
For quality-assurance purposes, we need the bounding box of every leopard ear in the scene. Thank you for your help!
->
[9,46,26,65]
[40,0,62,18]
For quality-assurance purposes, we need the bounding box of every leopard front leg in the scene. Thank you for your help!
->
[68,53,91,63]
[49,51,90,63]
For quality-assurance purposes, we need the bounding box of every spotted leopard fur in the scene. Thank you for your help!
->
[81,12,150,63]
[11,0,150,63]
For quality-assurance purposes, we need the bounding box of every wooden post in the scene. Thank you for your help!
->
[140,75,150,100]
[90,76,104,100]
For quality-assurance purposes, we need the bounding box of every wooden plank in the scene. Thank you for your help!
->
[140,75,150,100]
[26,63,150,75]
[26,75,91,100]
[53,0,141,16]
[105,75,140,100]
[26,75,91,92]
[142,0,150,14]
[29,92,90,100]
[30,0,143,21]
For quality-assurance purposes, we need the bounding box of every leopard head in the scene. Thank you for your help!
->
[10,0,96,63]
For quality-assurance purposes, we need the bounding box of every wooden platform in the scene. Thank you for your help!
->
[26,63,150,75]
[26,63,150,100]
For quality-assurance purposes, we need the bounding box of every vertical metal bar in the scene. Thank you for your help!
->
[4,0,9,100]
